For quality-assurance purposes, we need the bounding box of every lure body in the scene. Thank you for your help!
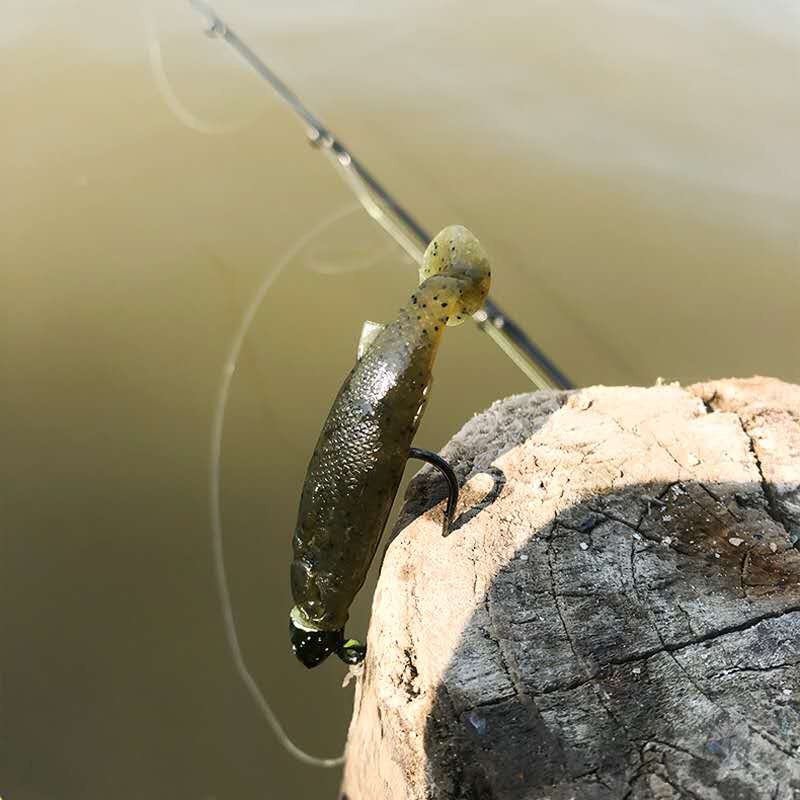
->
[289,226,491,667]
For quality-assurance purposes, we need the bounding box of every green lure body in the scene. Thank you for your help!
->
[289,225,491,668]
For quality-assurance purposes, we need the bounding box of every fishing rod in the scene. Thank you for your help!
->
[186,0,573,391]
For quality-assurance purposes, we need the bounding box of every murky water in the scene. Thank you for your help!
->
[3,2,798,798]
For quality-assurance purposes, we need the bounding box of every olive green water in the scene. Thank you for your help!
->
[3,2,798,798]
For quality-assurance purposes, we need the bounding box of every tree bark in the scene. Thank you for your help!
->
[341,377,800,800]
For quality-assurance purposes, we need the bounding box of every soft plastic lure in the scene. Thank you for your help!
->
[289,225,492,668]
[150,0,570,768]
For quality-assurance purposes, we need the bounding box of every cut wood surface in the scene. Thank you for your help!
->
[341,377,800,800]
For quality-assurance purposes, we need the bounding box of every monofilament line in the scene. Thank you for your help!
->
[209,205,361,768]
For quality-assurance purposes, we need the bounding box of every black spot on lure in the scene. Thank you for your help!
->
[289,225,492,668]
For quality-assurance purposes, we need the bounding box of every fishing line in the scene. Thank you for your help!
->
[305,237,398,275]
[144,3,263,136]
[210,203,362,768]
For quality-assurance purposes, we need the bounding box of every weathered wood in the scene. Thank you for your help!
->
[341,377,800,800]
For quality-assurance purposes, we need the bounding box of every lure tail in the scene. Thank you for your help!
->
[417,225,492,324]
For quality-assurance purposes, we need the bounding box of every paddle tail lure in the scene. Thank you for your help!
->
[289,225,491,668]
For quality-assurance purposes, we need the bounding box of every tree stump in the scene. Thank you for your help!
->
[341,377,800,800]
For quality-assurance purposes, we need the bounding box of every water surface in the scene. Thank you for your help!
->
[3,2,798,797]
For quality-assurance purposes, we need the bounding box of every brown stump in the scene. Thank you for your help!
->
[341,377,800,800]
